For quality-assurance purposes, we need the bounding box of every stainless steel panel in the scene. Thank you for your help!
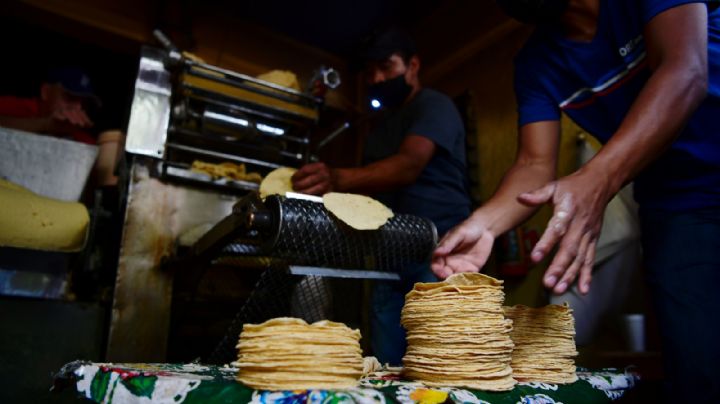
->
[125,47,171,158]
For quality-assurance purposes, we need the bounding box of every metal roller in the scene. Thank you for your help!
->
[264,195,437,270]
[200,193,438,272]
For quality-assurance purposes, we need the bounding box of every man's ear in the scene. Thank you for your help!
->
[408,55,421,75]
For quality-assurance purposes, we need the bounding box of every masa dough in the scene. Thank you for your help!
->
[0,179,89,251]
[190,160,263,183]
[256,70,301,91]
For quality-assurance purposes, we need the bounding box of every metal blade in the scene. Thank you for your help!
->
[288,265,400,280]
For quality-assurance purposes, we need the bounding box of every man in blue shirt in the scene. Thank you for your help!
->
[292,29,472,365]
[432,1,719,400]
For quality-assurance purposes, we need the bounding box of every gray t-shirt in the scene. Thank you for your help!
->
[363,88,471,235]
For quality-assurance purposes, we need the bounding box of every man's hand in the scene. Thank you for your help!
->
[42,101,93,135]
[51,103,93,128]
[0,96,93,136]
[291,162,336,195]
[431,217,495,279]
[518,169,614,295]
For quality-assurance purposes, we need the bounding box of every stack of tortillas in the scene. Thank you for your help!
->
[233,317,364,390]
[401,273,516,391]
[504,304,578,384]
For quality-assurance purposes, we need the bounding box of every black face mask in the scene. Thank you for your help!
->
[367,74,412,109]
[496,0,569,24]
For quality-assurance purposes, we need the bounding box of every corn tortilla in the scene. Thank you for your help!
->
[259,167,296,198]
[322,192,394,230]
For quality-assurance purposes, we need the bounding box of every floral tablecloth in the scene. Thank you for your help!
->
[56,362,638,403]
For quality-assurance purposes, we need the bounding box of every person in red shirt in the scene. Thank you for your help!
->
[0,67,100,144]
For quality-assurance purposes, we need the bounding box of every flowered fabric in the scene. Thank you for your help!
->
[66,363,637,403]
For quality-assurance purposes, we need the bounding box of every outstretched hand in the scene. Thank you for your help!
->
[431,218,495,279]
[518,170,613,295]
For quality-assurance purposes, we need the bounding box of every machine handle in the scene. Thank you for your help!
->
[153,29,183,66]
[153,29,179,52]
[316,122,350,151]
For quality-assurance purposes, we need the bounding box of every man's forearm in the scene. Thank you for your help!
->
[335,154,422,194]
[471,159,556,238]
[585,62,707,193]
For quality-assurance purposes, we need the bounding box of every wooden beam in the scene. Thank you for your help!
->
[421,19,522,86]
[20,0,152,43]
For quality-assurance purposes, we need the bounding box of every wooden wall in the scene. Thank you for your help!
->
[7,0,355,110]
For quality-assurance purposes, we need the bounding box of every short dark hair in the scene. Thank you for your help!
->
[358,27,417,66]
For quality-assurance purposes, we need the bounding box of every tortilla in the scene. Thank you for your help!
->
[504,303,578,384]
[259,167,296,198]
[400,272,516,391]
[233,317,364,390]
[322,192,394,230]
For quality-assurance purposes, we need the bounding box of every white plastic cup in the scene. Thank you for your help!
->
[622,313,646,352]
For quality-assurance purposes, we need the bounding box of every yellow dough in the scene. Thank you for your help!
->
[256,70,301,91]
[0,180,89,252]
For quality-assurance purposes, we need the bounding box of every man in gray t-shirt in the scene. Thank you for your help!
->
[292,28,471,365]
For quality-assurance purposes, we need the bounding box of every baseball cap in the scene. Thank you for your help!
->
[45,67,101,106]
[358,27,417,64]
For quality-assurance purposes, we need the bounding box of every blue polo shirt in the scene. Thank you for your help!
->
[514,0,720,211]
[363,88,471,235]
